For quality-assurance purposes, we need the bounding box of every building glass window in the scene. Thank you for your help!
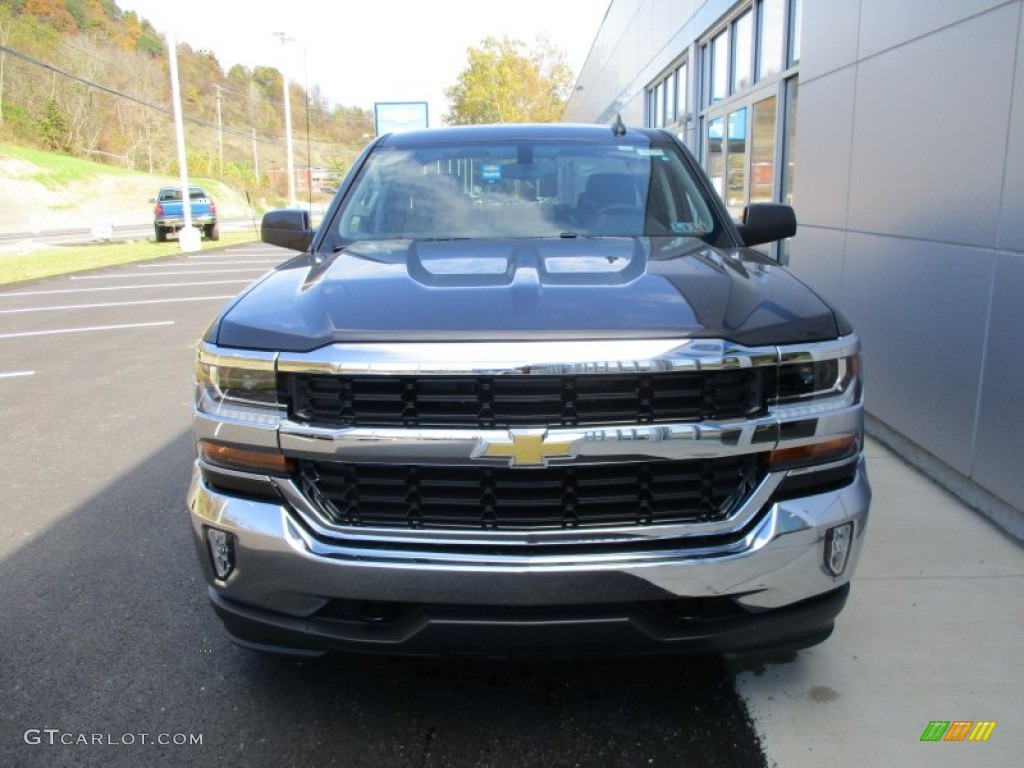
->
[750,96,777,203]
[732,11,754,93]
[759,0,785,79]
[676,62,688,120]
[668,71,677,123]
[790,0,802,64]
[693,0,801,259]
[707,117,724,197]
[646,59,688,129]
[783,77,798,205]
[726,107,747,216]
[711,31,728,103]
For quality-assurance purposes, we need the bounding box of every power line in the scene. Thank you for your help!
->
[1,44,171,115]
[4,13,374,127]
[0,43,364,154]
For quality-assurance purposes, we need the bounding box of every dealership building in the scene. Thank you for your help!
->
[565,0,1024,535]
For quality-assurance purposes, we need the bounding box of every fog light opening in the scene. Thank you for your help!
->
[207,528,235,580]
[824,522,854,577]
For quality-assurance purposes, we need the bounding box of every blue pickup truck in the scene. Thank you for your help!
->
[152,185,219,242]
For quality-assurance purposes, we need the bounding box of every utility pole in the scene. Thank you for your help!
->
[273,32,296,208]
[249,78,258,184]
[303,46,313,207]
[167,27,199,252]
[214,83,223,176]
[0,13,11,128]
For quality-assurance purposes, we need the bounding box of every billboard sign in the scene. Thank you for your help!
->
[374,102,430,136]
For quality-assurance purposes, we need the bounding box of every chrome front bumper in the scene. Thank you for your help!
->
[188,334,869,655]
[188,458,870,626]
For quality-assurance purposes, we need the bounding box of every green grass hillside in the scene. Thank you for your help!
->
[0,143,260,234]
[0,144,270,284]
[2,144,143,187]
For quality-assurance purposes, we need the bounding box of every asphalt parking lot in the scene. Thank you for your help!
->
[0,242,1021,767]
[0,243,286,565]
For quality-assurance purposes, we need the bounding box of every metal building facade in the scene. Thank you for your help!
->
[564,0,1024,535]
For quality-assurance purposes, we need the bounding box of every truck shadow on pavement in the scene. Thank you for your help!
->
[0,429,768,768]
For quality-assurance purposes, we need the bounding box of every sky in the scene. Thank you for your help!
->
[115,0,611,124]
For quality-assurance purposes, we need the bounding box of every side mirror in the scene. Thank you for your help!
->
[148,198,157,204]
[736,203,797,247]
[261,209,314,252]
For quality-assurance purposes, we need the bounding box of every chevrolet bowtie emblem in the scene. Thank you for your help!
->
[474,430,578,467]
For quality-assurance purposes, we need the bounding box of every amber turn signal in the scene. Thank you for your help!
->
[767,435,858,471]
[200,441,296,474]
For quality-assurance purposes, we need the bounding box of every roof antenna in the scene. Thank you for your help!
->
[611,113,627,137]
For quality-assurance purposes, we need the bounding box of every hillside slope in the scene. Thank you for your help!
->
[0,145,255,235]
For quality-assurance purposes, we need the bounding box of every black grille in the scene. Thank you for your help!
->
[300,455,762,531]
[282,369,766,428]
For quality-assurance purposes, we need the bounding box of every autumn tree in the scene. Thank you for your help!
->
[443,36,574,125]
[0,0,377,193]
[38,98,70,151]
[23,0,76,33]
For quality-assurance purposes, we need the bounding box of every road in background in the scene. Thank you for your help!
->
[0,217,259,250]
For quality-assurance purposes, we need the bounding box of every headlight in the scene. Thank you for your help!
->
[775,354,860,403]
[195,345,282,422]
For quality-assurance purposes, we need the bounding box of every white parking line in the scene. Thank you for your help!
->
[0,296,235,314]
[0,370,36,378]
[190,249,273,255]
[188,257,282,264]
[0,280,252,297]
[137,260,280,268]
[72,269,268,279]
[0,321,174,339]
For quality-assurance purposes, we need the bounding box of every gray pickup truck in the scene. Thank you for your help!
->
[152,185,218,242]
[188,123,870,658]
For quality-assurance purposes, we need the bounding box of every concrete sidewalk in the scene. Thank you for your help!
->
[733,436,1023,766]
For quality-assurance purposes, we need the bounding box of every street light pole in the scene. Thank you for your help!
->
[273,32,296,208]
[167,27,199,252]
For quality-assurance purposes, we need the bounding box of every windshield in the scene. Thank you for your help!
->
[159,187,207,202]
[326,139,725,246]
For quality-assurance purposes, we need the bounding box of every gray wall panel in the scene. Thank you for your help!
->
[637,0,656,61]
[972,253,1024,510]
[787,225,847,308]
[792,70,856,229]
[563,0,644,124]
[847,4,1018,247]
[564,0,1024,517]
[623,93,644,124]
[669,0,700,31]
[858,0,1008,59]
[998,8,1024,253]
[800,0,861,82]
[842,234,995,474]
[564,0,735,125]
